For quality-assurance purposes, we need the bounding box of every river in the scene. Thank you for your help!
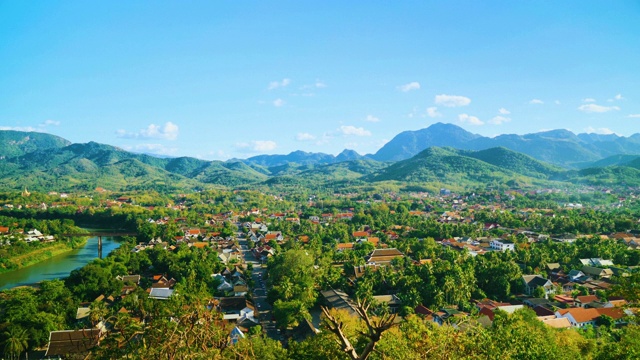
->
[0,235,122,290]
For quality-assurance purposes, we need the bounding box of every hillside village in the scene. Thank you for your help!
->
[2,186,640,358]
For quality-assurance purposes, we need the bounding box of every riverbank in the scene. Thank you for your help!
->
[0,238,87,274]
[0,236,121,290]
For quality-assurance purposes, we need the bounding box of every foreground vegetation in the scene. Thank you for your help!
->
[1,185,640,359]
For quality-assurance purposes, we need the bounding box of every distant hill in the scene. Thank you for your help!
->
[580,154,640,169]
[559,166,640,187]
[371,123,481,162]
[372,123,640,168]
[366,147,558,187]
[0,141,267,191]
[243,149,362,167]
[0,130,71,158]
[3,127,640,192]
[463,147,564,179]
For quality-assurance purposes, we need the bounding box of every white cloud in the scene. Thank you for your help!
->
[488,116,511,125]
[398,82,421,92]
[42,119,60,126]
[498,108,510,115]
[121,143,179,156]
[0,119,61,132]
[339,125,372,136]
[116,121,179,140]
[273,98,285,107]
[577,104,620,113]
[268,78,291,90]
[236,140,277,153]
[300,80,327,90]
[615,94,624,100]
[529,99,544,104]
[555,100,561,105]
[628,114,640,118]
[584,127,615,135]
[458,113,484,125]
[435,94,471,107]
[0,126,37,132]
[296,132,316,141]
[582,98,596,103]
[365,115,380,122]
[427,107,442,118]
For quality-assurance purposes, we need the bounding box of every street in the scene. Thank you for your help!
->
[238,237,280,341]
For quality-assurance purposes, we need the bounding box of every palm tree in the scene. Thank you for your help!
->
[90,300,109,327]
[3,326,29,360]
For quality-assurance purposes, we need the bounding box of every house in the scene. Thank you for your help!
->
[575,295,599,308]
[581,266,614,279]
[414,305,435,321]
[320,289,359,317]
[433,308,467,326]
[353,263,380,279]
[76,307,91,321]
[555,307,626,328]
[580,258,614,267]
[365,248,405,266]
[336,243,355,251]
[372,295,402,313]
[45,328,102,358]
[213,297,260,328]
[229,327,245,346]
[522,275,555,298]
[541,317,572,329]
[149,288,174,300]
[118,275,141,285]
[567,270,585,282]
[353,231,369,238]
[490,239,515,252]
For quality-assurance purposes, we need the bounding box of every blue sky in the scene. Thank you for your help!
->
[1,1,639,160]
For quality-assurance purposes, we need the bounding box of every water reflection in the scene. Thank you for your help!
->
[0,236,121,290]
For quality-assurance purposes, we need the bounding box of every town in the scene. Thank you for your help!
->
[1,185,639,359]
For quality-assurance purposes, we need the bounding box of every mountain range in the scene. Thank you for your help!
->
[1,124,640,192]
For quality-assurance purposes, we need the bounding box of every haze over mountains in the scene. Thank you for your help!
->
[2,123,640,192]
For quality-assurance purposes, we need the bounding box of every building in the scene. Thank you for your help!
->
[490,239,515,252]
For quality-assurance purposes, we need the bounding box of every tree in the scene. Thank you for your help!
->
[2,326,29,360]
[90,300,109,326]
[321,298,397,360]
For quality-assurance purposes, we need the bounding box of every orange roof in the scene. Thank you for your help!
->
[0,226,9,234]
[597,307,625,320]
[542,317,572,329]
[558,307,625,323]
[367,237,380,246]
[188,229,201,235]
[337,243,354,249]
[557,308,600,323]
[299,235,309,243]
[192,242,208,249]
[353,231,369,237]
[265,234,278,240]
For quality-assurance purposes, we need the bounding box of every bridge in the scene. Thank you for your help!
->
[61,232,138,258]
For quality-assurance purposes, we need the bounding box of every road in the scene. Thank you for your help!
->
[238,236,280,341]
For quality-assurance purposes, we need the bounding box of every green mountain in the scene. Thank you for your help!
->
[463,147,564,179]
[190,161,268,186]
[366,147,557,187]
[372,123,640,168]
[0,141,267,191]
[582,154,640,169]
[0,130,71,158]
[559,166,640,187]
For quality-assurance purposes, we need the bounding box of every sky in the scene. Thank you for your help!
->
[1,1,640,160]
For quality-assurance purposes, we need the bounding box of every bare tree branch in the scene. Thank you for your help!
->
[321,298,397,360]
